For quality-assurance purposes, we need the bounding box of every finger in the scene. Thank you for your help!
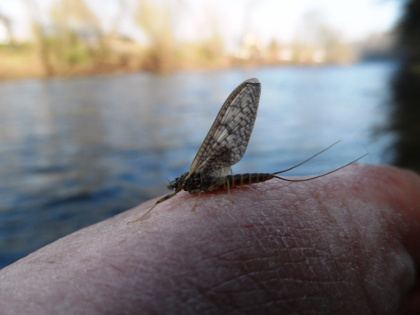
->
[0,164,419,314]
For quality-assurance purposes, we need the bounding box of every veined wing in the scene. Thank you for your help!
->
[189,78,261,177]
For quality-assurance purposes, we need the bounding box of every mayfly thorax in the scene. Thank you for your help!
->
[128,78,366,223]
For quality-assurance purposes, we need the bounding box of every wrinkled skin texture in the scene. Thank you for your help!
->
[0,164,419,314]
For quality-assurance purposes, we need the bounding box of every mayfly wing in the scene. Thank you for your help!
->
[189,78,261,177]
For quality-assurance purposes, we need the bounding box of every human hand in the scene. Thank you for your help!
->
[0,164,419,314]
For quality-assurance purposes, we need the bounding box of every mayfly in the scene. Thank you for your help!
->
[129,78,366,223]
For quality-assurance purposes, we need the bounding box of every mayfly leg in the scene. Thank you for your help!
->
[127,191,178,224]
[192,191,201,211]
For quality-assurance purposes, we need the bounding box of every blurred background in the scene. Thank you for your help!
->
[0,0,419,269]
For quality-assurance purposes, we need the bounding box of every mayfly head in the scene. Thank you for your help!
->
[167,171,190,191]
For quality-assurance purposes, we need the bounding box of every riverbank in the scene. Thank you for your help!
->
[0,41,359,82]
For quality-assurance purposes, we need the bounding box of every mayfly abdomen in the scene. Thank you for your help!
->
[205,173,274,191]
[229,173,274,187]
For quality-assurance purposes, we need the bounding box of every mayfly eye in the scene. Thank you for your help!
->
[167,179,177,190]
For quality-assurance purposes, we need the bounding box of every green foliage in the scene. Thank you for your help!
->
[0,43,32,53]
[65,45,91,65]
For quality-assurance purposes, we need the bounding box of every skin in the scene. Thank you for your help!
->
[0,164,419,314]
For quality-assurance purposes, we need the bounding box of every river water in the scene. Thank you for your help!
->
[0,62,397,268]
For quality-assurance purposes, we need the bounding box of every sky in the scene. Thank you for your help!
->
[0,0,403,45]
[176,0,402,43]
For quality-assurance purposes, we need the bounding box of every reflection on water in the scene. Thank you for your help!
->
[0,63,396,268]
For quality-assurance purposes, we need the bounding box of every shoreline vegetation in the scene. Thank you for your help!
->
[0,1,396,82]
[0,34,396,82]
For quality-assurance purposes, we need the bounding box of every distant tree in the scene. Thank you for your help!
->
[267,39,280,62]
[22,0,106,75]
[196,3,225,62]
[293,10,353,63]
[110,0,129,37]
[22,0,54,76]
[0,12,15,45]
[50,0,106,67]
[134,0,184,72]
[398,0,420,61]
